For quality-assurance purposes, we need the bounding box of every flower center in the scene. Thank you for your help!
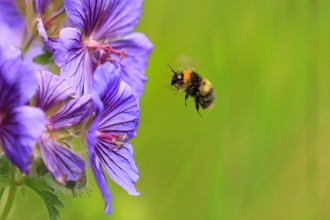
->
[95,131,127,150]
[85,37,126,65]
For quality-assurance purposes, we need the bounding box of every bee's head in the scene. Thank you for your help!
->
[168,64,179,85]
[171,73,179,85]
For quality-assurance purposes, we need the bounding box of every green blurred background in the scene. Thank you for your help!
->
[9,0,330,219]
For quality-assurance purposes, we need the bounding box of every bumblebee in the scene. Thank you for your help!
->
[168,64,215,117]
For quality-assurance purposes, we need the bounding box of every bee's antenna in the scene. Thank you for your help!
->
[167,64,176,75]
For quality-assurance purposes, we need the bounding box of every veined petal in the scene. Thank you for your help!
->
[0,106,45,173]
[95,143,139,196]
[54,27,93,96]
[0,45,37,110]
[63,0,106,37]
[88,62,140,213]
[88,62,118,158]
[93,0,143,40]
[37,18,58,53]
[98,80,139,141]
[38,135,85,185]
[92,62,140,141]
[90,154,112,215]
[111,33,153,98]
[92,62,121,113]
[0,0,24,28]
[47,94,93,130]
[35,70,75,112]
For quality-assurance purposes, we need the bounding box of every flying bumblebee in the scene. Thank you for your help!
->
[168,64,215,117]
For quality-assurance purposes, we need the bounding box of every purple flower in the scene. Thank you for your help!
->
[45,0,153,98]
[87,62,140,215]
[37,18,58,53]
[0,0,24,28]
[0,1,25,46]
[34,70,93,184]
[0,45,45,173]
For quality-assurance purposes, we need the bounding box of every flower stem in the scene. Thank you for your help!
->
[0,164,17,220]
[0,186,17,220]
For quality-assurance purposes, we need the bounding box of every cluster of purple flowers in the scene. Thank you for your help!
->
[0,0,152,215]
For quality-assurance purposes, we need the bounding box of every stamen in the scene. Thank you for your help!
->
[85,38,126,64]
[95,131,127,150]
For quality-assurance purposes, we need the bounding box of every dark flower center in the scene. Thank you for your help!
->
[85,38,126,65]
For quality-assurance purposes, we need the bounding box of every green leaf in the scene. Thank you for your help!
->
[20,186,27,200]
[33,49,53,65]
[0,155,11,189]
[25,177,65,220]
[43,174,71,196]
[35,190,65,220]
[25,177,53,192]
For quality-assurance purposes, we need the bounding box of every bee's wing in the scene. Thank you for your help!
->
[176,55,200,71]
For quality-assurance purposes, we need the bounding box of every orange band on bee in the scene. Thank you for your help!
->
[182,70,192,83]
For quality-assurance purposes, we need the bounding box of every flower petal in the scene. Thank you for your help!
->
[0,45,37,110]
[64,0,143,39]
[63,0,106,37]
[0,106,45,172]
[35,70,75,112]
[99,80,140,140]
[94,0,143,39]
[0,0,24,28]
[38,135,85,184]
[111,33,153,98]
[37,18,58,53]
[54,27,93,96]
[95,143,139,196]
[47,94,93,130]
[88,62,118,159]
[92,62,140,141]
[90,154,113,215]
[92,62,121,111]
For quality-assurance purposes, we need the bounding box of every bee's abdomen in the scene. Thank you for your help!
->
[196,88,215,109]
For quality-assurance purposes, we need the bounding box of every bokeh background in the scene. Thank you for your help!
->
[8,0,330,219]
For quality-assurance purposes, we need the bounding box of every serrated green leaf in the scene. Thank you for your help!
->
[35,190,65,220]
[20,186,27,200]
[33,50,53,65]
[25,177,53,192]
[37,190,65,208]
[25,177,65,220]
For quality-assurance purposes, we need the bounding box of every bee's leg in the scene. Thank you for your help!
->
[185,93,189,106]
[174,85,179,95]
[195,102,203,117]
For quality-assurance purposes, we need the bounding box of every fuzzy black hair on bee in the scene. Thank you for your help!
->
[168,64,215,117]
